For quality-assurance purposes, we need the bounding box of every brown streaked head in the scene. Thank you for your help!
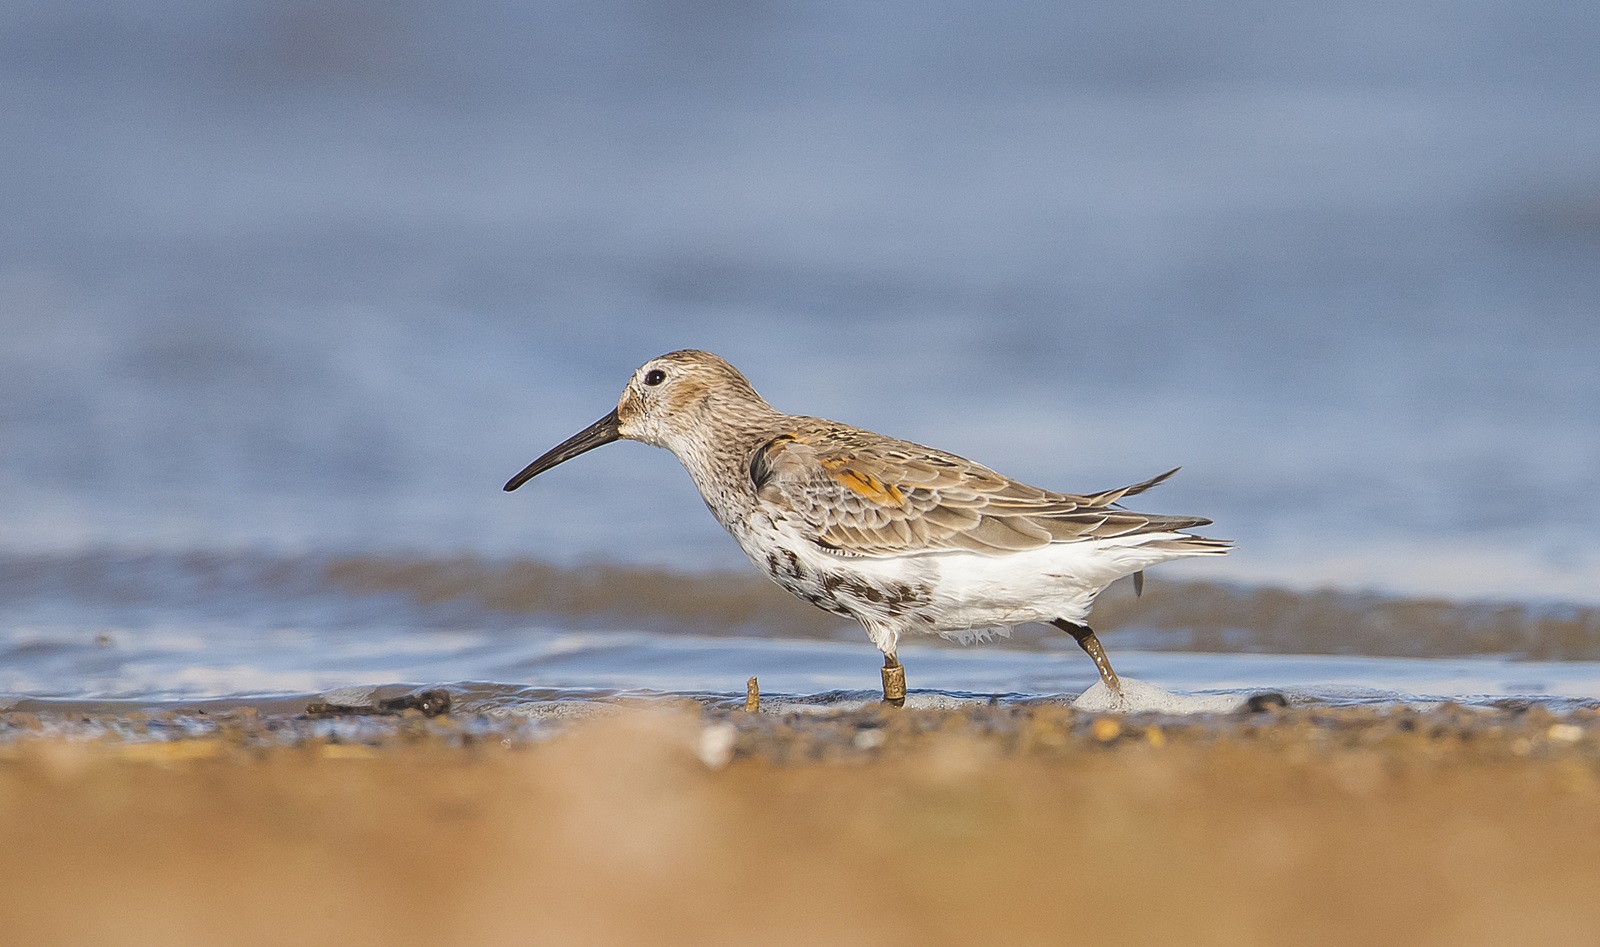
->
[503,350,772,491]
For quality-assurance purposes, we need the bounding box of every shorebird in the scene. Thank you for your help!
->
[504,350,1228,705]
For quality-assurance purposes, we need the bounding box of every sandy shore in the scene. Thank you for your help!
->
[3,702,1599,946]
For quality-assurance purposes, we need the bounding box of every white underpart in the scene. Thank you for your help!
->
[920,532,1215,628]
[763,526,1224,658]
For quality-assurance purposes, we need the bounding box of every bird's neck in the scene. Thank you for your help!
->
[666,398,789,528]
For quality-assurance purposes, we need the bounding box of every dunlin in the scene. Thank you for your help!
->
[505,350,1228,705]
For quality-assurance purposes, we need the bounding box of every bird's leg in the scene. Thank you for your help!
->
[1051,619,1123,695]
[880,653,907,707]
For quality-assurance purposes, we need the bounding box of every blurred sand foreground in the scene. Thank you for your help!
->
[2,703,1599,947]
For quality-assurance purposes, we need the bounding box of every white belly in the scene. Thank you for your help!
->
[910,534,1202,629]
[732,519,1214,653]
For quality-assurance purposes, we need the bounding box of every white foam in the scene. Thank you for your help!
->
[485,700,620,720]
[902,692,996,710]
[754,691,995,714]
[317,685,376,706]
[1071,678,1251,715]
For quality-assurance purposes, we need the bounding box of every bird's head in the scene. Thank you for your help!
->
[503,349,769,491]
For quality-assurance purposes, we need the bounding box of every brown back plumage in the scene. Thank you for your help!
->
[748,420,1221,558]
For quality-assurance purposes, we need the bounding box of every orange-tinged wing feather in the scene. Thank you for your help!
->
[748,421,1213,558]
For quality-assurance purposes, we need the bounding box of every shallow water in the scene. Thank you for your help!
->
[3,551,1598,719]
[7,637,1600,727]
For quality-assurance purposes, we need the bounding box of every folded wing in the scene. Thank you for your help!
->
[748,424,1213,558]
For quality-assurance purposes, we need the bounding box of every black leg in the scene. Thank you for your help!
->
[1051,619,1123,694]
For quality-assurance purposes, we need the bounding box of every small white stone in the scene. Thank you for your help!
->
[696,722,739,769]
[853,728,887,750]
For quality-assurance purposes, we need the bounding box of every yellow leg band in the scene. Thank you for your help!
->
[881,662,907,706]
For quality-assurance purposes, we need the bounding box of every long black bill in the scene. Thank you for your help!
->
[503,408,622,492]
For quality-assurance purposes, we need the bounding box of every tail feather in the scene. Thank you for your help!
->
[1138,512,1213,532]
[1077,467,1227,551]
[1088,467,1179,508]
[1140,535,1232,556]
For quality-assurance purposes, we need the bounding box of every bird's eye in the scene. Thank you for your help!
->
[643,369,667,386]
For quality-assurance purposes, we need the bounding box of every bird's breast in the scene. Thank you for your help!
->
[730,521,941,629]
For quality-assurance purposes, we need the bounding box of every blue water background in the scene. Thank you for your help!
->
[1,1,1598,703]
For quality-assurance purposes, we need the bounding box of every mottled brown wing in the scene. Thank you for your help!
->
[747,424,1210,557]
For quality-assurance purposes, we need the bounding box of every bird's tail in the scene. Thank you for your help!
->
[1138,534,1232,556]
[1087,467,1180,508]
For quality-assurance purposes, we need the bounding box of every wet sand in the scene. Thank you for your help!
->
[3,702,1599,947]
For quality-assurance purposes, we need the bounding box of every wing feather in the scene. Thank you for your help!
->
[748,423,1214,558]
